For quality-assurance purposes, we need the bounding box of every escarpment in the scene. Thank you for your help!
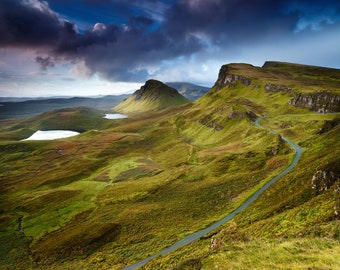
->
[289,91,340,113]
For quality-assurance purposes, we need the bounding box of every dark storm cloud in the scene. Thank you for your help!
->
[0,0,69,47]
[165,0,298,44]
[1,0,339,82]
[35,56,55,70]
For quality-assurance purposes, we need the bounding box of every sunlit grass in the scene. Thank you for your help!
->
[0,63,339,269]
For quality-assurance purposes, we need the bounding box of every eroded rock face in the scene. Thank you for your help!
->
[311,170,337,193]
[215,65,252,89]
[289,91,340,112]
[199,114,223,132]
[265,84,292,92]
[311,163,340,219]
[318,118,340,134]
[228,110,257,121]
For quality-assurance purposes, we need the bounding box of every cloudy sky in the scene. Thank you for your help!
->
[0,0,339,97]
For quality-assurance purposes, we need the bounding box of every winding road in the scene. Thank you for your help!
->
[123,116,303,270]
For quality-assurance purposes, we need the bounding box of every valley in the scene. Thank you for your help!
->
[0,62,339,270]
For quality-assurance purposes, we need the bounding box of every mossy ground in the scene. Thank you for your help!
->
[1,63,339,269]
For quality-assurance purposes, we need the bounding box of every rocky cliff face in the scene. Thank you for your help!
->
[311,170,337,193]
[318,118,340,134]
[214,65,252,89]
[311,162,340,219]
[289,91,340,113]
[265,84,292,93]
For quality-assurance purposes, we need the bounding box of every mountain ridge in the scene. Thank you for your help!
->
[166,82,210,100]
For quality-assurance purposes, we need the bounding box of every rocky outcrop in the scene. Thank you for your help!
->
[265,135,287,156]
[214,65,251,89]
[311,162,340,218]
[318,118,340,134]
[228,110,257,121]
[199,114,223,132]
[289,91,340,113]
[265,83,292,93]
[311,170,337,193]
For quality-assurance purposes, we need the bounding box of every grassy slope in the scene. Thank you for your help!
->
[144,114,340,270]
[114,80,189,115]
[0,62,339,269]
[141,63,340,269]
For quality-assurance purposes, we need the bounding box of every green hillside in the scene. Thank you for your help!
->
[0,106,109,141]
[0,62,339,270]
[113,79,190,114]
[0,95,129,120]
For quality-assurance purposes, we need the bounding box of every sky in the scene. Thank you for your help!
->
[0,0,340,97]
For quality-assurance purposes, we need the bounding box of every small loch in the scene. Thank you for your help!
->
[103,113,127,119]
[22,130,80,141]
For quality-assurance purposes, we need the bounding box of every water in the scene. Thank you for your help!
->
[123,116,303,270]
[21,130,80,141]
[103,113,127,119]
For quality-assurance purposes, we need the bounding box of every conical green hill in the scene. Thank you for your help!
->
[113,79,190,114]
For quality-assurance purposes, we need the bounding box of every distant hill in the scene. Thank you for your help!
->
[0,106,110,141]
[166,82,210,100]
[0,94,129,120]
[113,79,190,114]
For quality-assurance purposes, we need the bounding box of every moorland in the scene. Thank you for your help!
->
[0,61,339,270]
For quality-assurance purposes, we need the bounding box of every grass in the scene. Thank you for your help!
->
[0,62,339,269]
[144,235,340,270]
[202,237,340,270]
[1,106,291,268]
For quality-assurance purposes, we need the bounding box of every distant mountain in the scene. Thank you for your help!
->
[0,97,54,102]
[114,79,190,114]
[0,94,122,103]
[166,82,210,100]
[0,94,129,120]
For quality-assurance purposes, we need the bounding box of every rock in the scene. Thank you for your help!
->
[228,111,236,119]
[265,83,292,92]
[210,237,218,251]
[245,111,257,121]
[318,118,340,134]
[311,170,337,194]
[199,114,224,132]
[310,163,340,219]
[289,91,340,112]
[214,65,251,89]
[265,135,286,156]
[228,110,257,121]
